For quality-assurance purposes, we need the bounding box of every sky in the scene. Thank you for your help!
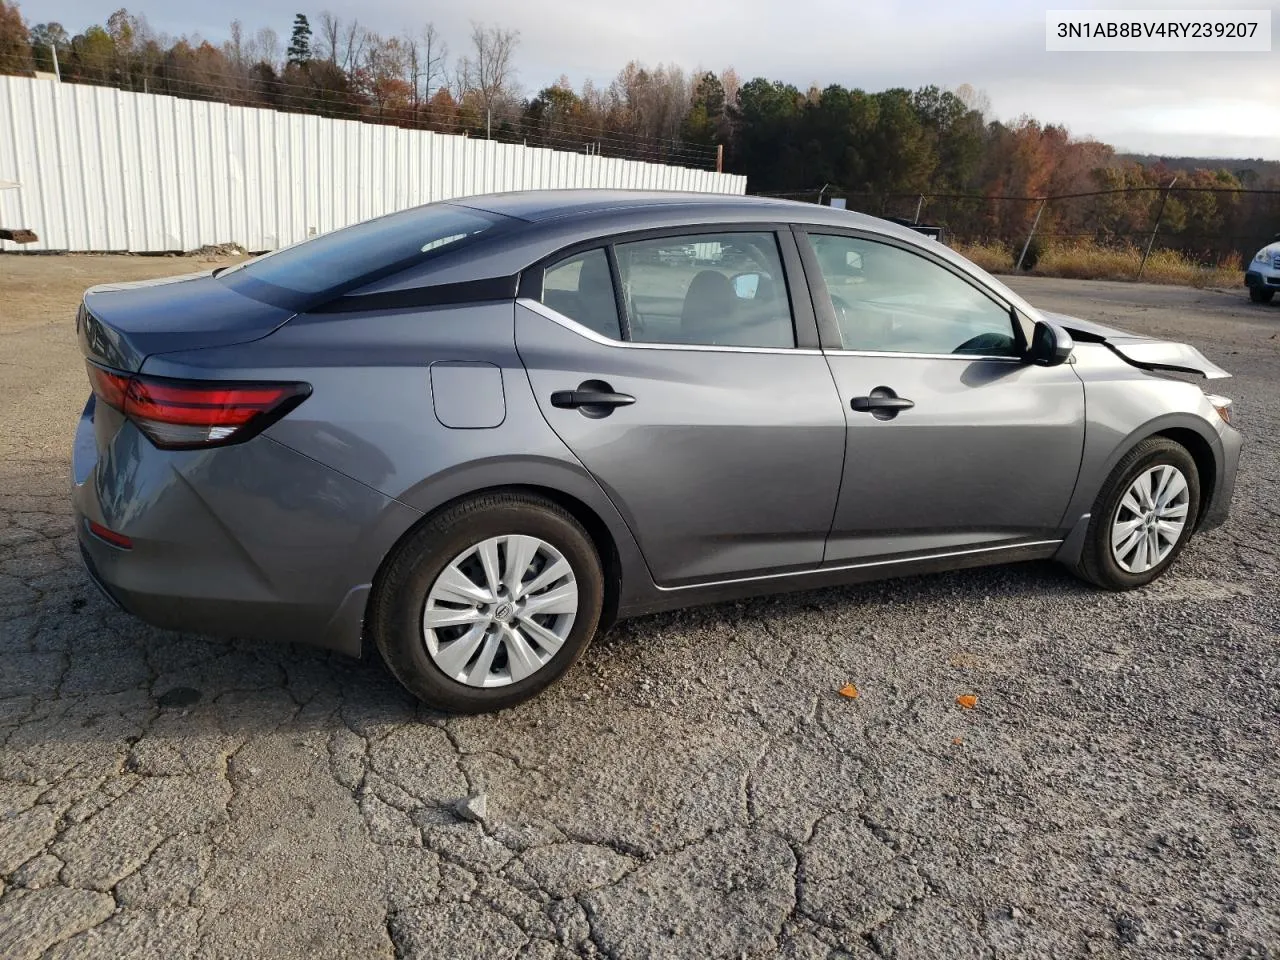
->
[21,0,1280,160]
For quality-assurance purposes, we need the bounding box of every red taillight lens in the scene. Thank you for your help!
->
[87,362,310,449]
[87,520,133,549]
[86,364,131,410]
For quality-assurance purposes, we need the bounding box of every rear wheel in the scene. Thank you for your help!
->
[1249,286,1275,303]
[371,493,603,713]
[1072,437,1200,590]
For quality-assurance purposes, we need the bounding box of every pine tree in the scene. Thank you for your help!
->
[286,13,311,66]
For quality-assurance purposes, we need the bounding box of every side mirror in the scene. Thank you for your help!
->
[1025,319,1074,366]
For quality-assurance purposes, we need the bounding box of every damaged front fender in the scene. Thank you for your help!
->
[1043,312,1231,379]
[1098,339,1232,379]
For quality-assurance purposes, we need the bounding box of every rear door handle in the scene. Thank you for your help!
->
[550,389,635,409]
[850,396,914,412]
[850,387,913,420]
[551,381,636,417]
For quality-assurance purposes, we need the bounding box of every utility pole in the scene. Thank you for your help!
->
[913,194,924,224]
[50,43,61,81]
[486,108,491,140]
[715,144,723,174]
[1015,199,1047,272]
[1138,177,1178,279]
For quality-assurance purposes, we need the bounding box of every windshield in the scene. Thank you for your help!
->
[218,204,509,308]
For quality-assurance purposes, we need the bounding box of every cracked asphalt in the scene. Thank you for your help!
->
[1,257,1278,959]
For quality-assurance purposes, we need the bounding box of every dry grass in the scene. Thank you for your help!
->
[950,239,1241,289]
[948,240,1014,274]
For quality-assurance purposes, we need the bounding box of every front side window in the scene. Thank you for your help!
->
[614,233,795,348]
[540,248,622,339]
[809,234,1020,356]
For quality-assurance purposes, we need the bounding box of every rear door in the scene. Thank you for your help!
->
[798,229,1086,563]
[516,228,846,586]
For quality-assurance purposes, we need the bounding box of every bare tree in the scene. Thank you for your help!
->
[314,11,366,73]
[225,19,246,68]
[402,25,447,112]
[248,27,280,69]
[317,11,341,65]
[341,19,367,74]
[719,67,741,108]
[456,22,519,136]
[418,23,447,104]
[955,83,991,120]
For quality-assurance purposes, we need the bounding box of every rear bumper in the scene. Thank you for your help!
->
[72,396,419,656]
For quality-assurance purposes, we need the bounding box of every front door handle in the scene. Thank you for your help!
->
[551,380,635,417]
[851,387,914,420]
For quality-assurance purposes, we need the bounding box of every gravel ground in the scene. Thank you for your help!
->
[0,258,1277,959]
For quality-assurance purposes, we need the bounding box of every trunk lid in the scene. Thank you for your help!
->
[77,271,295,372]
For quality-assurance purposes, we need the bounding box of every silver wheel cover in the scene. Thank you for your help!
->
[423,535,579,688]
[1111,464,1190,574]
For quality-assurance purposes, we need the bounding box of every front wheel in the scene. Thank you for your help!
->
[1072,437,1201,590]
[371,493,603,713]
[1248,286,1275,304]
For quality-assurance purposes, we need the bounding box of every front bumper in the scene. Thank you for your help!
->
[1245,269,1280,289]
[71,396,420,656]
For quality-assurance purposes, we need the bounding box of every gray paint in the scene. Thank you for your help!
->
[79,272,294,371]
[516,300,846,585]
[431,362,506,429]
[72,399,420,656]
[69,190,1243,656]
[822,353,1085,561]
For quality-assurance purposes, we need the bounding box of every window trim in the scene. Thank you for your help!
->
[520,223,820,350]
[539,247,626,341]
[792,226,1032,359]
[518,297,825,357]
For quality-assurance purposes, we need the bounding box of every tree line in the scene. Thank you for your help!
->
[1,2,1276,258]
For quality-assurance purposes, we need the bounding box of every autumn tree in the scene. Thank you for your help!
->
[524,78,587,149]
[0,1,33,74]
[455,22,518,134]
[27,20,68,73]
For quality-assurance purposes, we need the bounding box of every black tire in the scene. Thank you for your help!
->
[1072,437,1201,591]
[370,492,603,713]
[1249,286,1274,304]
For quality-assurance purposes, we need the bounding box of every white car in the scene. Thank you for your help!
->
[1246,234,1280,303]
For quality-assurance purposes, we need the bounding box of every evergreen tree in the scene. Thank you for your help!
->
[286,13,310,66]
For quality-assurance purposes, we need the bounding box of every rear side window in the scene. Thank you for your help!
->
[538,231,796,349]
[541,249,622,339]
[219,204,507,309]
[616,233,795,348]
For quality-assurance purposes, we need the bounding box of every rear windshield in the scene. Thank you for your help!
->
[218,204,509,309]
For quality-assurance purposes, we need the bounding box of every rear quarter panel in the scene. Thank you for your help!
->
[140,301,655,612]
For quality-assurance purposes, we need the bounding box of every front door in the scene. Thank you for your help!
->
[517,232,846,586]
[800,230,1085,563]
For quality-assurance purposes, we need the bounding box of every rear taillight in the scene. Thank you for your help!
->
[87,520,133,549]
[86,362,310,449]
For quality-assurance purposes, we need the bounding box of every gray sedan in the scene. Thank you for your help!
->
[71,191,1241,712]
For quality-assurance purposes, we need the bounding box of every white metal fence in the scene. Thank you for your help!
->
[0,76,747,253]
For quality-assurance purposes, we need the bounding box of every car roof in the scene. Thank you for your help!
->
[450,189,886,229]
